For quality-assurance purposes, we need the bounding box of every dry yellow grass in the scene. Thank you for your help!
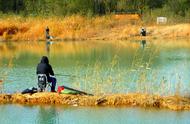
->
[0,15,118,41]
[0,14,190,41]
[0,92,190,111]
[149,24,190,38]
[0,15,189,41]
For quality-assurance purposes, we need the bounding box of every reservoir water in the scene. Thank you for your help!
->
[0,39,190,123]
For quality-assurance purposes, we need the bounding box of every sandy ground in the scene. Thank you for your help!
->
[1,92,190,111]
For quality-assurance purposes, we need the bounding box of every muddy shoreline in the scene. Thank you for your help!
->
[1,93,190,111]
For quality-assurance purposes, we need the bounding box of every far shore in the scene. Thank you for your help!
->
[0,15,190,42]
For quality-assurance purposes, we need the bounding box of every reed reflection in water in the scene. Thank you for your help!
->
[0,39,190,95]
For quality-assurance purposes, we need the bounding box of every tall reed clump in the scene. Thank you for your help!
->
[128,41,190,96]
[0,56,13,93]
[71,54,124,95]
[70,40,189,96]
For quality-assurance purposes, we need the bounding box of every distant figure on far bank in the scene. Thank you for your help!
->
[45,26,53,41]
[140,27,146,36]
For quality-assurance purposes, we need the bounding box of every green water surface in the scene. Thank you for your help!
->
[0,39,190,123]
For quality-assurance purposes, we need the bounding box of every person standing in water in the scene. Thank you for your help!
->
[36,56,56,92]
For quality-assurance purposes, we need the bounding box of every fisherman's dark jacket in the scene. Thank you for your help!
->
[36,56,54,81]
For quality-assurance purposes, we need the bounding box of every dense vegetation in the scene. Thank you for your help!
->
[0,0,190,17]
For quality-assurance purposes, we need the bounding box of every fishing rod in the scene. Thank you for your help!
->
[61,85,93,96]
[55,74,76,77]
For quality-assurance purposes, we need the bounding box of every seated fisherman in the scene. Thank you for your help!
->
[140,27,146,36]
[36,56,56,92]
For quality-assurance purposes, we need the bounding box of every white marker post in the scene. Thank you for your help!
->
[157,17,167,24]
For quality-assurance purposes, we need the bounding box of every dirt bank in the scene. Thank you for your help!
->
[0,15,189,41]
[0,93,190,111]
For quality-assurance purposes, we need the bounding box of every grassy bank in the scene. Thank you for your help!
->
[0,14,189,42]
[1,92,190,111]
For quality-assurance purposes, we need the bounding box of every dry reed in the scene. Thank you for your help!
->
[1,92,190,111]
[1,15,189,41]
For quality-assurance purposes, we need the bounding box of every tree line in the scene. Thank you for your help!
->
[0,0,190,17]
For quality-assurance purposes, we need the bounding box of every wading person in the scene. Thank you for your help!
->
[36,56,56,92]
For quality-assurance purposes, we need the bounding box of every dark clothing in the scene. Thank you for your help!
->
[46,27,49,32]
[21,87,38,94]
[45,27,50,40]
[36,56,56,92]
[140,29,146,36]
[36,56,54,82]
[49,76,56,92]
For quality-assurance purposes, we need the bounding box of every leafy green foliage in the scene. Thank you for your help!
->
[0,0,189,17]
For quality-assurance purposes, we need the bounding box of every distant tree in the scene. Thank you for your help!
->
[93,0,106,15]
[0,0,14,13]
[146,0,165,9]
[0,0,189,17]
[103,0,117,13]
[167,0,188,16]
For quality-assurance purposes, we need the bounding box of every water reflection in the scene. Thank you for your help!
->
[46,42,50,56]
[141,40,146,49]
[46,41,51,57]
[1,104,190,124]
[1,40,190,95]
[36,106,58,124]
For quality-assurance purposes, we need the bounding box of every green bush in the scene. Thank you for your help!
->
[0,0,189,22]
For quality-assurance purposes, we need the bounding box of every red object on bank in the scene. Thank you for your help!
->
[57,86,64,93]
